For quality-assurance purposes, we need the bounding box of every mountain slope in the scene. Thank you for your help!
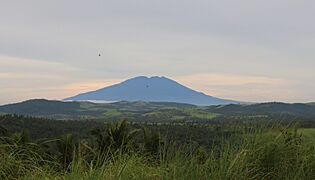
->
[65,76,240,106]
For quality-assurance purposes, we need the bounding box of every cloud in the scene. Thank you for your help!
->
[173,73,303,102]
[175,73,284,86]
[0,56,124,104]
[0,56,84,104]
[0,56,80,75]
[0,0,314,104]
[63,79,121,95]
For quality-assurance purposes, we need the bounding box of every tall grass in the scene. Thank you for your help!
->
[1,124,315,179]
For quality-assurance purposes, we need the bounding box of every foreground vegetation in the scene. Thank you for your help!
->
[1,115,315,179]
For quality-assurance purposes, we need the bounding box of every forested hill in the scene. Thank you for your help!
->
[0,99,195,118]
[0,99,315,120]
[207,102,315,117]
[0,99,82,115]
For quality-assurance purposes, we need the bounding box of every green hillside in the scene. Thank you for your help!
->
[208,102,315,117]
[0,99,315,121]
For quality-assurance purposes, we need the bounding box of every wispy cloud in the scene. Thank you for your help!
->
[63,79,121,94]
[174,73,300,102]
[0,56,84,104]
[175,73,284,86]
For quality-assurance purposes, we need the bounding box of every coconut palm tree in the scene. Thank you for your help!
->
[142,127,162,156]
[56,134,75,169]
[91,120,140,153]
[107,120,140,151]
[0,125,9,137]
[91,127,110,154]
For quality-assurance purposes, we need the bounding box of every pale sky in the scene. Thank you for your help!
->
[0,0,314,105]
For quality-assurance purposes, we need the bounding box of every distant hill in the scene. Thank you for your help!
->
[64,76,241,106]
[208,102,315,117]
[0,99,195,119]
[0,99,85,117]
[0,99,314,120]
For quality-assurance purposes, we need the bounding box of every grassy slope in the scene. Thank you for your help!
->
[300,128,315,145]
[1,126,315,179]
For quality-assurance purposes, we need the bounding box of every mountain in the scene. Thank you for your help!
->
[65,76,241,106]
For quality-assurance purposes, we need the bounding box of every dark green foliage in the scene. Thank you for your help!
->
[106,120,140,151]
[0,125,9,137]
[91,120,140,153]
[142,127,161,156]
[56,134,75,169]
[91,127,111,154]
[0,114,103,139]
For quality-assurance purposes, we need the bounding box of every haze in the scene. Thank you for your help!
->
[0,0,314,105]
